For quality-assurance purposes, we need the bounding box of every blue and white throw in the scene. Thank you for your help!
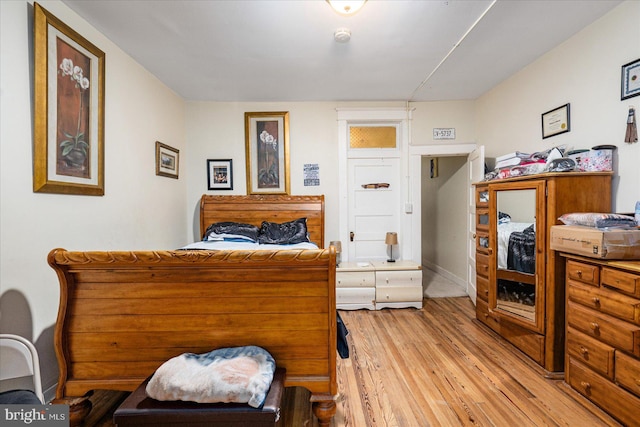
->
[146,346,276,408]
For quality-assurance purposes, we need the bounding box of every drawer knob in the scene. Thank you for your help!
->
[591,297,600,306]
[577,270,583,277]
[580,381,591,391]
[580,346,589,357]
[487,248,493,255]
[590,322,600,331]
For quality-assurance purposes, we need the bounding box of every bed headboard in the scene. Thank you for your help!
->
[200,195,325,248]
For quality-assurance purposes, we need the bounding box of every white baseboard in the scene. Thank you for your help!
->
[421,261,468,292]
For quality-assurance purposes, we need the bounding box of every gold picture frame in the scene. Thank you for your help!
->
[244,112,290,195]
[155,141,180,179]
[33,3,105,195]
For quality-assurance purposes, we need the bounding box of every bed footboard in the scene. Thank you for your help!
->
[49,247,337,426]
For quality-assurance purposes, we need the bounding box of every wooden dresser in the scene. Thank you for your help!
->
[473,172,612,374]
[563,254,640,427]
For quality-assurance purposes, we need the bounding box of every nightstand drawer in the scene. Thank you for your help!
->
[567,327,614,379]
[376,286,422,303]
[336,271,375,288]
[337,287,375,304]
[375,270,421,287]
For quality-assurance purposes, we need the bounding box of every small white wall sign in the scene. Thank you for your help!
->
[433,128,456,140]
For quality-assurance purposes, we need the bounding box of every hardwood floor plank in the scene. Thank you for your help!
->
[89,296,622,427]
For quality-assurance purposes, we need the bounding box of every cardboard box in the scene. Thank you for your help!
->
[550,225,640,260]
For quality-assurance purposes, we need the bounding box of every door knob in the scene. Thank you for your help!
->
[350,231,354,242]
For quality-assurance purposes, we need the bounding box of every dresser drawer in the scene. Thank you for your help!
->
[568,280,640,324]
[568,301,640,356]
[375,270,421,288]
[566,260,599,286]
[336,287,375,304]
[376,285,422,303]
[476,274,489,302]
[568,359,640,427]
[475,297,500,332]
[336,271,375,288]
[602,267,640,298]
[476,252,489,278]
[567,327,614,379]
[615,351,640,398]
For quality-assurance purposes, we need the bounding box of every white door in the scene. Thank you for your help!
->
[467,146,485,305]
[347,157,401,263]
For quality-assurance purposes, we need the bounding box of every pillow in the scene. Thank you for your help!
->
[204,222,260,242]
[146,346,276,408]
[558,213,637,229]
[258,218,310,245]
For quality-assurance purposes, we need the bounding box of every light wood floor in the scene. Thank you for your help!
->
[89,296,622,426]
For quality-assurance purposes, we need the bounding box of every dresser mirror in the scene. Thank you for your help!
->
[489,181,545,332]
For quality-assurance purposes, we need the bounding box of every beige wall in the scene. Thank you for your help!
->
[0,0,186,397]
[476,0,640,212]
[421,156,468,283]
[184,102,341,245]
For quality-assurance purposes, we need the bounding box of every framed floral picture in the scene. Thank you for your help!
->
[244,112,290,195]
[33,3,105,195]
[156,142,179,179]
[207,159,233,190]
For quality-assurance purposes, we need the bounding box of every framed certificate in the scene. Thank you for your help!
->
[541,103,570,139]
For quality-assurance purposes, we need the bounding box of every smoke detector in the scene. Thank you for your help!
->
[334,28,351,43]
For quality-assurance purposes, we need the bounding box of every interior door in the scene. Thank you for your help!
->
[347,157,401,263]
[467,146,485,305]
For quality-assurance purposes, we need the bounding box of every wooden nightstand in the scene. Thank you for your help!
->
[336,262,376,310]
[372,260,423,309]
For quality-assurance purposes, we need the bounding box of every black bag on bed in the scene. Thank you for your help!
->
[507,224,536,274]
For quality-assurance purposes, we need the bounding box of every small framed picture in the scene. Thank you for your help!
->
[207,159,233,190]
[541,103,570,139]
[621,58,640,100]
[155,141,179,179]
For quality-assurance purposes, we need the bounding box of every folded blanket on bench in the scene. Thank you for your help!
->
[146,346,276,408]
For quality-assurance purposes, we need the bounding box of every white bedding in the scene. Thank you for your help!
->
[181,240,320,251]
[497,222,532,269]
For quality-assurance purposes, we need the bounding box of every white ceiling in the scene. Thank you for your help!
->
[62,0,622,102]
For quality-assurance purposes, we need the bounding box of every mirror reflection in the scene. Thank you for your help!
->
[496,189,536,321]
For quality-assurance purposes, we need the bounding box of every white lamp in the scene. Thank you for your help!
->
[385,232,398,263]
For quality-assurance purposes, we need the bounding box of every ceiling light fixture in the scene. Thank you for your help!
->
[327,0,367,16]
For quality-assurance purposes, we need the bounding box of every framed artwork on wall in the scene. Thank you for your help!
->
[207,159,233,190]
[155,141,179,179]
[244,111,290,195]
[33,2,105,195]
[621,58,640,100]
[541,103,570,139]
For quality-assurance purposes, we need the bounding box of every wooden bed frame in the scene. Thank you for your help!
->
[49,195,337,426]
